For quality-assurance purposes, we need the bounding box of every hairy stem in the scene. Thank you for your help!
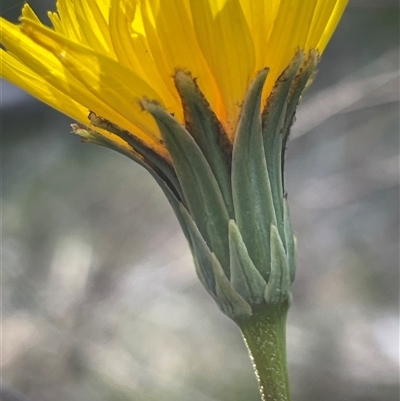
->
[237,302,291,401]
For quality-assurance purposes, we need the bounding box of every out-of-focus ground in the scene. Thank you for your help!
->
[1,1,399,400]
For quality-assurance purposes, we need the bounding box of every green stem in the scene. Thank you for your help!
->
[236,302,291,401]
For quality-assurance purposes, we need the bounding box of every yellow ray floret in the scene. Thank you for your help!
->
[0,0,348,157]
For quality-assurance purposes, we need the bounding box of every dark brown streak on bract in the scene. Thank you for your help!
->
[88,111,166,163]
[281,50,319,164]
[88,111,182,201]
[174,70,233,168]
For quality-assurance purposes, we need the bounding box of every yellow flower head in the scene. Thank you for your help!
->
[1,0,347,160]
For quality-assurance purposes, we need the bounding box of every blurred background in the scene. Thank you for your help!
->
[1,1,399,400]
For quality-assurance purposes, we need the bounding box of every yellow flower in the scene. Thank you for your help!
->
[1,0,347,160]
[1,5,350,394]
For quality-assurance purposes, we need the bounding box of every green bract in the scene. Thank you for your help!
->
[76,51,318,320]
[142,52,318,319]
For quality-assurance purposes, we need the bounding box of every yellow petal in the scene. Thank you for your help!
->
[1,0,348,152]
[1,48,136,157]
[108,0,177,113]
[305,1,337,49]
[1,18,118,128]
[71,0,115,56]
[21,3,42,24]
[239,0,279,70]
[51,0,83,43]
[190,0,256,132]
[20,17,168,156]
[139,0,224,128]
[1,49,86,124]
[318,0,349,52]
